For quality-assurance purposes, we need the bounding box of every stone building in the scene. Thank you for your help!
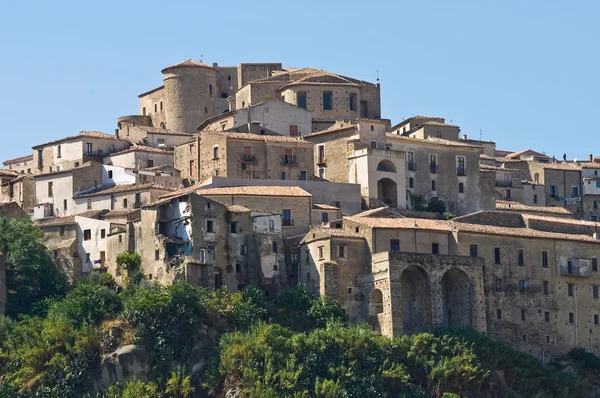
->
[0,201,26,219]
[72,183,173,214]
[174,131,314,183]
[299,207,600,360]
[2,154,33,174]
[134,191,285,292]
[527,162,582,218]
[116,118,193,148]
[196,99,312,137]
[32,131,130,175]
[103,146,175,169]
[33,161,104,219]
[579,162,600,221]
[0,174,34,210]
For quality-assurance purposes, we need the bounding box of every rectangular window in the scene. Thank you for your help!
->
[297,92,307,109]
[289,125,299,137]
[496,309,502,320]
[123,198,128,208]
[59,226,65,236]
[208,84,213,96]
[83,229,91,241]
[86,143,93,155]
[521,309,527,321]
[241,245,247,255]
[572,186,579,197]
[470,244,478,257]
[370,141,377,149]
[319,168,325,179]
[206,220,214,233]
[242,145,253,161]
[189,160,195,176]
[48,182,53,197]
[213,146,219,159]
[85,253,90,263]
[545,311,551,322]
[147,159,154,168]
[57,145,62,158]
[596,315,600,326]
[594,285,599,299]
[568,283,574,297]
[318,145,326,164]
[360,100,368,118]
[550,185,558,197]
[456,156,466,176]
[338,245,346,258]
[543,280,549,294]
[593,257,598,271]
[390,239,400,252]
[407,152,415,171]
[318,246,324,260]
[409,177,414,188]
[269,220,275,230]
[349,94,357,111]
[282,209,292,226]
[87,198,92,210]
[495,278,503,292]
[108,170,113,179]
[322,92,333,110]
[281,172,286,180]
[63,199,67,211]
[101,229,106,239]
[542,251,549,267]
[458,182,464,193]
[569,312,575,324]
[300,170,308,180]
[519,279,526,292]
[230,222,238,234]
[155,250,160,260]
[236,263,241,273]
[494,247,501,264]
[429,155,437,173]
[321,212,328,223]
[505,189,512,199]
[518,249,525,266]
[432,242,439,254]
[431,180,437,191]
[533,194,538,204]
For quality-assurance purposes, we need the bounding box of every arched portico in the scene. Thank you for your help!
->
[401,265,431,333]
[442,268,473,327]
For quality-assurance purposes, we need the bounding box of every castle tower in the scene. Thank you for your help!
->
[161,60,218,133]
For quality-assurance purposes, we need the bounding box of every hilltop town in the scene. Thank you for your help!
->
[2,59,600,364]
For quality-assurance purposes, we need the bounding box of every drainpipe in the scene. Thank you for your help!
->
[575,276,581,347]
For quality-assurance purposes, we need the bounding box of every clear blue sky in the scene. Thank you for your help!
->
[1,0,598,163]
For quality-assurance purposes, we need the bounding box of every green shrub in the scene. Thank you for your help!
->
[307,296,346,327]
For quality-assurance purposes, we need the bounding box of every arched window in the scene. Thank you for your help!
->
[376,160,396,173]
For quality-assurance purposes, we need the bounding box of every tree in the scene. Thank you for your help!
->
[411,194,427,211]
[116,252,142,284]
[427,197,447,215]
[0,217,67,317]
[308,296,346,327]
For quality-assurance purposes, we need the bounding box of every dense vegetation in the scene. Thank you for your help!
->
[0,217,597,397]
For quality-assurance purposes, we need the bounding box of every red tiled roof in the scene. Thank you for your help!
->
[161,59,218,73]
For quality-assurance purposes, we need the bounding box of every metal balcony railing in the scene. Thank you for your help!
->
[242,154,256,163]
[282,219,294,227]
[283,155,297,164]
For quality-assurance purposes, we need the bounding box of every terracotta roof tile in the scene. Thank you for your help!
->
[521,214,600,227]
[455,222,599,243]
[386,134,481,148]
[313,203,340,210]
[33,131,125,149]
[135,126,192,136]
[528,161,580,171]
[346,216,452,232]
[3,154,33,166]
[107,145,174,157]
[480,164,521,172]
[206,131,312,144]
[198,185,312,197]
[73,183,173,198]
[36,210,106,227]
[161,59,218,73]
[300,226,366,244]
[495,200,573,215]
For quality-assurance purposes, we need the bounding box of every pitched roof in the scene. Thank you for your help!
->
[138,85,164,98]
[300,226,366,244]
[303,124,358,139]
[33,131,125,149]
[36,210,106,227]
[385,134,481,149]
[206,131,312,144]
[197,111,237,131]
[73,183,172,199]
[455,221,599,243]
[107,145,174,157]
[528,161,580,171]
[346,216,452,232]
[313,203,340,210]
[227,205,252,213]
[495,200,573,215]
[390,116,446,131]
[134,126,192,136]
[34,161,95,178]
[197,185,312,197]
[480,164,521,172]
[505,149,549,159]
[3,154,33,166]
[161,59,218,73]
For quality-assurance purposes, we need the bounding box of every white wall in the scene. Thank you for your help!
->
[233,100,312,136]
[102,165,136,185]
[76,216,110,273]
[34,173,75,217]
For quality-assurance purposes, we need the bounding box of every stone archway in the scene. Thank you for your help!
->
[442,268,473,327]
[370,288,384,334]
[377,178,398,207]
[400,265,431,334]
[377,159,396,173]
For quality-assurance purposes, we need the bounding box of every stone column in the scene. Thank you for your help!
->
[0,252,6,316]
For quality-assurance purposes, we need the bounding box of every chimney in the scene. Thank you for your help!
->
[589,154,594,162]
[212,62,218,68]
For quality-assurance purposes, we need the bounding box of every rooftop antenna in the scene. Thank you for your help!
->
[376,70,380,83]
[480,129,483,142]
[199,54,204,63]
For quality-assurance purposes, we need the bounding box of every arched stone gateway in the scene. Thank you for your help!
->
[376,160,396,173]
[377,178,398,207]
[442,268,473,327]
[400,265,431,333]
[370,288,384,334]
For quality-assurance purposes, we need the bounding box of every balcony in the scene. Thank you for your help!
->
[496,180,513,187]
[241,154,256,163]
[317,157,327,166]
[457,168,467,177]
[282,155,297,165]
[282,219,294,227]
